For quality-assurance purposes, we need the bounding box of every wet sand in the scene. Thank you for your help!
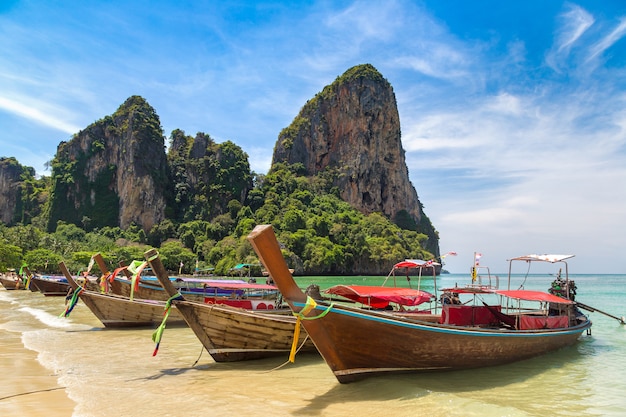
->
[0,319,75,416]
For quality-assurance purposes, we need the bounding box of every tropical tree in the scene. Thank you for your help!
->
[0,242,22,272]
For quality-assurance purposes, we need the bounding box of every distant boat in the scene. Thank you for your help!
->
[248,224,592,383]
[0,264,35,290]
[29,275,71,296]
[0,274,23,290]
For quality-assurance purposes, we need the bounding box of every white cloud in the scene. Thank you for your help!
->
[556,5,594,52]
[546,4,594,71]
[586,17,626,64]
[0,96,81,134]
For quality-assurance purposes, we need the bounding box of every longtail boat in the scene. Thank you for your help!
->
[58,261,186,328]
[248,224,593,383]
[29,275,72,296]
[143,248,317,362]
[0,264,35,290]
[0,274,23,290]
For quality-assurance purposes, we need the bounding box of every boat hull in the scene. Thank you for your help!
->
[298,301,591,383]
[74,290,186,328]
[0,276,23,290]
[172,300,316,362]
[30,276,71,296]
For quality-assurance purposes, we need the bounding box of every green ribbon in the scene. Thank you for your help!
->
[60,287,84,318]
[152,293,182,356]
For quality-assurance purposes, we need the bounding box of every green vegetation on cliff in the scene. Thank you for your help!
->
[167,130,253,223]
[1,161,434,276]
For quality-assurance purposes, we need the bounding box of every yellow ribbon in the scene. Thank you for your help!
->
[289,296,333,362]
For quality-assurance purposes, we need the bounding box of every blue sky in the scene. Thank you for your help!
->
[1,1,625,274]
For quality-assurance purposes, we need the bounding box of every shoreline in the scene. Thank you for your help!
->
[0,309,76,417]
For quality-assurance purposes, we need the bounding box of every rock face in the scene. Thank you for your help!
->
[0,157,42,226]
[0,158,23,225]
[47,96,168,232]
[272,64,439,256]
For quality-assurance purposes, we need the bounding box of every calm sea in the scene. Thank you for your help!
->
[1,273,625,416]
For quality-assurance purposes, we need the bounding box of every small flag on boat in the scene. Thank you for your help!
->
[86,256,95,275]
[474,253,482,265]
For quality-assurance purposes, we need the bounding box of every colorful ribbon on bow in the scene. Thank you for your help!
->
[289,296,333,362]
[60,287,84,318]
[152,293,183,356]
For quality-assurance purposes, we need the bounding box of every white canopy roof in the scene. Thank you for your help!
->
[508,254,574,263]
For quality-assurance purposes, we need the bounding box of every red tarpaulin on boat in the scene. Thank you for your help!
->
[324,285,434,309]
[519,315,569,329]
[495,290,574,304]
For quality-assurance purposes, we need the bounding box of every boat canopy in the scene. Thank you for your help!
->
[508,254,574,263]
[230,263,261,270]
[141,277,246,284]
[200,282,278,291]
[439,287,575,304]
[440,286,494,295]
[325,285,434,309]
[495,290,575,304]
[394,259,440,269]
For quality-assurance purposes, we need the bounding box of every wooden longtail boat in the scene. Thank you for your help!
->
[29,275,72,296]
[0,264,35,290]
[143,248,317,362]
[0,274,24,290]
[58,261,186,328]
[248,224,592,383]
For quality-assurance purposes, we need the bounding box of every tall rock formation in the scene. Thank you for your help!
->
[0,157,24,225]
[46,96,168,232]
[0,157,43,226]
[272,64,439,257]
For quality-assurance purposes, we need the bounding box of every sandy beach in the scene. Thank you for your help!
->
[0,304,75,417]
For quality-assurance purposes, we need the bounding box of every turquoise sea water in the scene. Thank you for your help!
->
[1,273,625,416]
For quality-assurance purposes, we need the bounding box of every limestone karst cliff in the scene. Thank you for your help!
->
[46,96,168,232]
[0,157,44,226]
[0,157,24,225]
[272,64,439,257]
